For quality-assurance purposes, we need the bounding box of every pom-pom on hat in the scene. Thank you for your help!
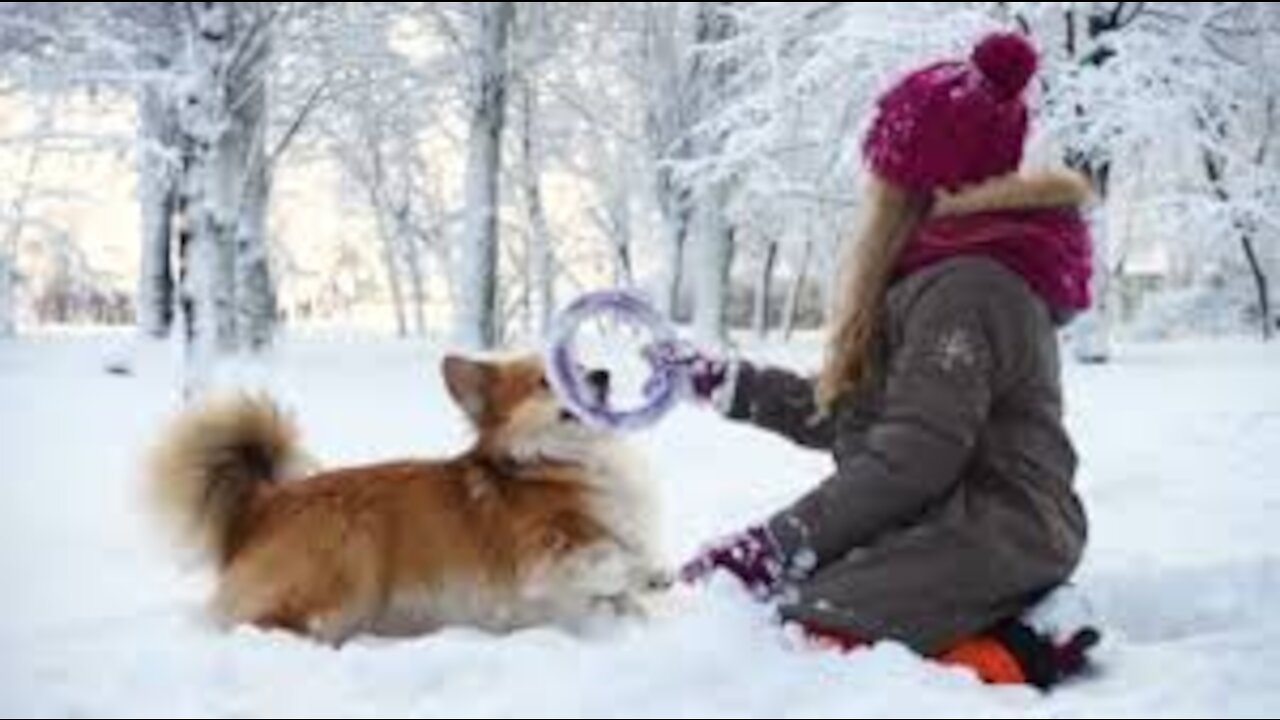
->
[863,33,1040,193]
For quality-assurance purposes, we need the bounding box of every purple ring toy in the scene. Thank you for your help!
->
[545,290,680,431]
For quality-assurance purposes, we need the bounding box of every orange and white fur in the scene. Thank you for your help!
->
[147,354,666,645]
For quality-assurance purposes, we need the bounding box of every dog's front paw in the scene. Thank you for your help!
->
[641,567,675,593]
[594,592,648,619]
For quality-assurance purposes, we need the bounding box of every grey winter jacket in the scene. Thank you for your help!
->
[728,255,1087,654]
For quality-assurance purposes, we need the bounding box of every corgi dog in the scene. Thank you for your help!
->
[147,354,666,645]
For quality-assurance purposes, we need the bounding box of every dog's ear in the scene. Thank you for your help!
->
[442,355,490,422]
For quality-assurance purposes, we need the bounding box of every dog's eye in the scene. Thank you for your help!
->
[538,377,551,391]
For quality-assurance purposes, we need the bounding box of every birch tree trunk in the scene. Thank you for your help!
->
[177,2,277,389]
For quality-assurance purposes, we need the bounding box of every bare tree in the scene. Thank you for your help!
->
[456,2,515,350]
[641,2,695,320]
[174,2,279,387]
[987,2,1280,347]
[751,239,779,338]
[0,149,43,338]
[130,6,185,340]
[0,2,291,371]
[136,80,180,339]
[513,2,557,340]
[688,2,740,345]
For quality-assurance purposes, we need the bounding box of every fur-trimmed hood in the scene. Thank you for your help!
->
[932,169,1093,218]
[900,167,1096,315]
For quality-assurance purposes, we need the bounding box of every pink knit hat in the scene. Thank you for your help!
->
[864,33,1039,193]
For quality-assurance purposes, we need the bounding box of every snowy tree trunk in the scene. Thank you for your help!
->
[0,246,14,338]
[1259,94,1278,335]
[752,240,778,339]
[657,215,688,320]
[455,1,515,350]
[176,3,277,389]
[1073,205,1114,364]
[607,184,634,288]
[689,2,738,345]
[232,40,277,353]
[179,3,238,364]
[348,93,422,339]
[519,76,554,337]
[373,195,408,339]
[235,167,276,351]
[0,150,39,339]
[136,84,179,340]
[394,201,428,337]
[643,2,691,320]
[1204,149,1273,342]
[782,236,812,341]
[1061,4,1129,365]
[1196,88,1275,342]
[692,187,734,344]
[1241,232,1272,341]
[0,255,12,338]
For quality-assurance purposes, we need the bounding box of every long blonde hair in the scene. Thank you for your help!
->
[815,178,931,412]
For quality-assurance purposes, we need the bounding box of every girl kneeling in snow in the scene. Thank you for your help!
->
[672,32,1099,690]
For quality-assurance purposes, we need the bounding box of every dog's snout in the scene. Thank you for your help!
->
[586,369,611,392]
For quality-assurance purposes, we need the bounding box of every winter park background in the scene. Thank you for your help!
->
[1,3,1279,718]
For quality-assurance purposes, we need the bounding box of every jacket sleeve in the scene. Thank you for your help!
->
[767,265,1036,566]
[723,362,834,450]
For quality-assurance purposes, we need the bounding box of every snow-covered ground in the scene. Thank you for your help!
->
[1,332,1278,718]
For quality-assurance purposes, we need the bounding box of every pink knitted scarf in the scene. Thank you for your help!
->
[896,208,1093,313]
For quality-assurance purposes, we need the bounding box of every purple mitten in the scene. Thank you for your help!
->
[680,525,787,601]
[644,339,732,405]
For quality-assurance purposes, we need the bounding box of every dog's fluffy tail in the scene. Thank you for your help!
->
[148,395,308,566]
